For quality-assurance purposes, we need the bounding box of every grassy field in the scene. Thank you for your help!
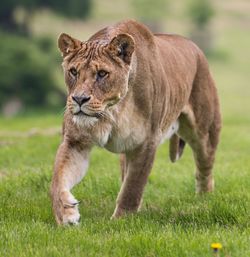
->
[1,2,250,256]
[1,110,250,256]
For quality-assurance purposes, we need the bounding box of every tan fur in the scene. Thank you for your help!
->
[51,20,221,225]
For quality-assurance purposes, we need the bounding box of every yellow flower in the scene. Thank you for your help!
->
[211,243,222,251]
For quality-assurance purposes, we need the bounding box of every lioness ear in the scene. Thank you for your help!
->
[109,34,135,64]
[58,33,81,57]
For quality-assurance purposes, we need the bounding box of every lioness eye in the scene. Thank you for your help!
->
[69,68,78,77]
[97,70,108,78]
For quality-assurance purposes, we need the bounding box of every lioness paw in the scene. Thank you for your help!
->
[196,175,214,193]
[62,206,80,225]
[52,191,81,225]
[110,206,125,219]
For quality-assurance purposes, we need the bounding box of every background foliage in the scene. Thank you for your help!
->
[0,32,59,107]
[0,0,216,114]
[0,0,92,113]
[0,0,250,256]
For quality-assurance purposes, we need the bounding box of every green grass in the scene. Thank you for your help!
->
[0,113,249,256]
[1,1,250,255]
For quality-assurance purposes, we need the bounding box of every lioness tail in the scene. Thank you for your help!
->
[169,134,186,162]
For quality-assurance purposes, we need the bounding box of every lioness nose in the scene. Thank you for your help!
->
[72,95,91,106]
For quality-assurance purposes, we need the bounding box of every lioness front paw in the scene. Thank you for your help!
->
[111,206,126,219]
[111,205,139,219]
[62,205,80,225]
[52,191,81,225]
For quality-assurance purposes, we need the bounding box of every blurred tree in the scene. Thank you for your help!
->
[0,0,92,114]
[132,0,169,32]
[0,0,92,35]
[0,0,18,32]
[187,0,215,54]
[0,32,64,114]
[42,0,92,19]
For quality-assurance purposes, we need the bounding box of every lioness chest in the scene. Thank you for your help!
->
[92,113,147,153]
[91,115,179,153]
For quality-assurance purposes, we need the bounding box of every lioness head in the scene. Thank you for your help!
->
[58,33,135,126]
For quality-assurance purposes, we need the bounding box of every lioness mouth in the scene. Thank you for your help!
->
[75,111,99,118]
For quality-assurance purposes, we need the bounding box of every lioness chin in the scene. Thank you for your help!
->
[51,20,221,225]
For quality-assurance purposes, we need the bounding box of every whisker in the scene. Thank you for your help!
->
[98,111,118,130]
[59,105,67,116]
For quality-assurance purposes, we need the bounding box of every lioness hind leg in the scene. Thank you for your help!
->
[194,112,221,193]
[193,135,217,193]
[178,107,221,193]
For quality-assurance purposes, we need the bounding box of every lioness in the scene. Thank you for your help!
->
[51,20,221,225]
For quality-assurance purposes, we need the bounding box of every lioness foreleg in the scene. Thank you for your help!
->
[120,154,128,182]
[50,142,90,225]
[112,142,157,218]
